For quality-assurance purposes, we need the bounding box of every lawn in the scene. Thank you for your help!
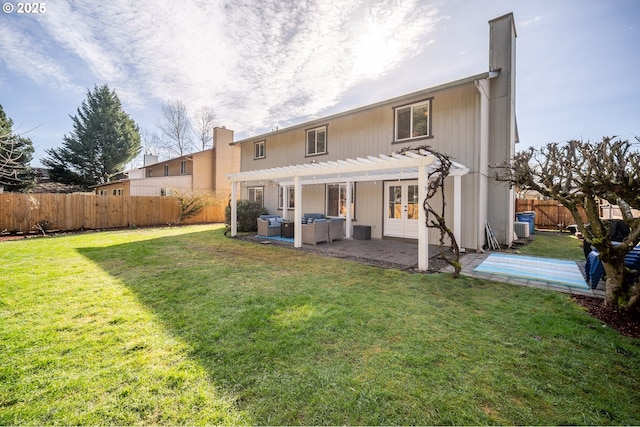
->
[516,230,585,261]
[1,224,638,425]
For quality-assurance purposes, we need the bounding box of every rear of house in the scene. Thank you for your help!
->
[228,13,517,257]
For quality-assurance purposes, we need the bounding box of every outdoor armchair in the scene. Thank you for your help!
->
[257,215,283,237]
[328,218,345,242]
[301,218,329,245]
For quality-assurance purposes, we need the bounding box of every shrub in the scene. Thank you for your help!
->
[225,200,268,232]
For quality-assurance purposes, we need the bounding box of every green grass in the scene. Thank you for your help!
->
[1,225,638,425]
[517,230,586,261]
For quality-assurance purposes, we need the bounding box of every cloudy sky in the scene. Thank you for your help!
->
[1,0,638,166]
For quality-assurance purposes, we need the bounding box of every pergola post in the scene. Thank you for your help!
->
[293,176,302,248]
[418,164,429,271]
[345,180,353,239]
[230,180,238,237]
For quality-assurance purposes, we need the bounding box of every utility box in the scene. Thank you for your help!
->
[353,225,371,240]
[514,221,530,239]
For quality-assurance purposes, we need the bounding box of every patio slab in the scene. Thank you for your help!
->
[240,234,605,298]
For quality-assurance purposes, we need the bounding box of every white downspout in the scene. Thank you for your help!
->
[453,174,462,248]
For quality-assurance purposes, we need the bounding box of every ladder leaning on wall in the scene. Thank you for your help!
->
[485,221,500,250]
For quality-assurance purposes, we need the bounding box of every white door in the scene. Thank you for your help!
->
[384,181,419,239]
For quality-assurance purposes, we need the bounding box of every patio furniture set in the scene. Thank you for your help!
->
[257,214,345,245]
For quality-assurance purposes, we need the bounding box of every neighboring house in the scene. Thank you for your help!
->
[96,127,239,197]
[227,13,518,270]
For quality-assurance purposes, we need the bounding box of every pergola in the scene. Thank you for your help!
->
[227,149,469,271]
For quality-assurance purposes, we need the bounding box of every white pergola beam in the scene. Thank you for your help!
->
[227,152,437,184]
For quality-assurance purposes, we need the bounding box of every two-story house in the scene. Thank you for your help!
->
[96,127,240,196]
[227,13,518,270]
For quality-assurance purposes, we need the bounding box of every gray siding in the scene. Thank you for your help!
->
[238,81,484,248]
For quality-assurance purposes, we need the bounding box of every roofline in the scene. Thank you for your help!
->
[231,72,490,146]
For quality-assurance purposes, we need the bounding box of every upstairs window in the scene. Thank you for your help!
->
[163,165,169,176]
[180,160,187,174]
[254,141,265,159]
[394,99,431,142]
[306,125,327,156]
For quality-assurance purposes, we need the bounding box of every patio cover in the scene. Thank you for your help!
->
[227,149,470,270]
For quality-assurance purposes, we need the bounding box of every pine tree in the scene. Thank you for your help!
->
[43,84,141,187]
[0,104,35,192]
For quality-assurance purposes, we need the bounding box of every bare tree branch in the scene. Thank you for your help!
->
[192,106,217,151]
[157,100,194,157]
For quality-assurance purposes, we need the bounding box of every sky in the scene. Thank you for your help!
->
[1,0,639,167]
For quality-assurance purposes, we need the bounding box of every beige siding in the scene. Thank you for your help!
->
[192,150,214,191]
[238,82,484,249]
[354,181,383,239]
[240,83,480,175]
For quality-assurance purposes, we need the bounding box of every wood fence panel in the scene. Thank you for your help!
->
[516,199,588,230]
[0,193,227,233]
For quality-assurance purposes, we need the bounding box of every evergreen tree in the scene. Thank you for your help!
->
[0,104,35,192]
[43,84,141,187]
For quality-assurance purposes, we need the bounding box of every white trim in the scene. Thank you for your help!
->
[227,149,468,185]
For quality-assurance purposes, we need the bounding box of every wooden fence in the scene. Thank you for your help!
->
[0,193,227,233]
[515,199,588,231]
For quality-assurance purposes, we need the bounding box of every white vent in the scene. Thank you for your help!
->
[514,222,530,239]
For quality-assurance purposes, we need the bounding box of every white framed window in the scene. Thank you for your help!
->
[248,187,264,206]
[254,141,265,159]
[306,125,327,156]
[180,160,187,174]
[278,187,295,209]
[394,99,431,142]
[147,169,152,177]
[326,183,355,218]
[163,165,169,176]
[98,189,108,196]
[112,188,123,196]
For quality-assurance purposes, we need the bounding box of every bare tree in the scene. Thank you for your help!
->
[496,137,640,309]
[1,103,36,192]
[0,132,31,189]
[157,100,193,157]
[192,106,217,151]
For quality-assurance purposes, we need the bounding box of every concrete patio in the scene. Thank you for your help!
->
[241,234,605,299]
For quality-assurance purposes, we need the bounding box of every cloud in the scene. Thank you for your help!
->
[0,0,443,134]
[521,14,544,27]
[0,20,84,93]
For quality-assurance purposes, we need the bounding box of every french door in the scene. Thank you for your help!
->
[384,180,419,239]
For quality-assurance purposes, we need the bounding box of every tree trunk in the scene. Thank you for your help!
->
[603,262,626,307]
[601,257,639,310]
